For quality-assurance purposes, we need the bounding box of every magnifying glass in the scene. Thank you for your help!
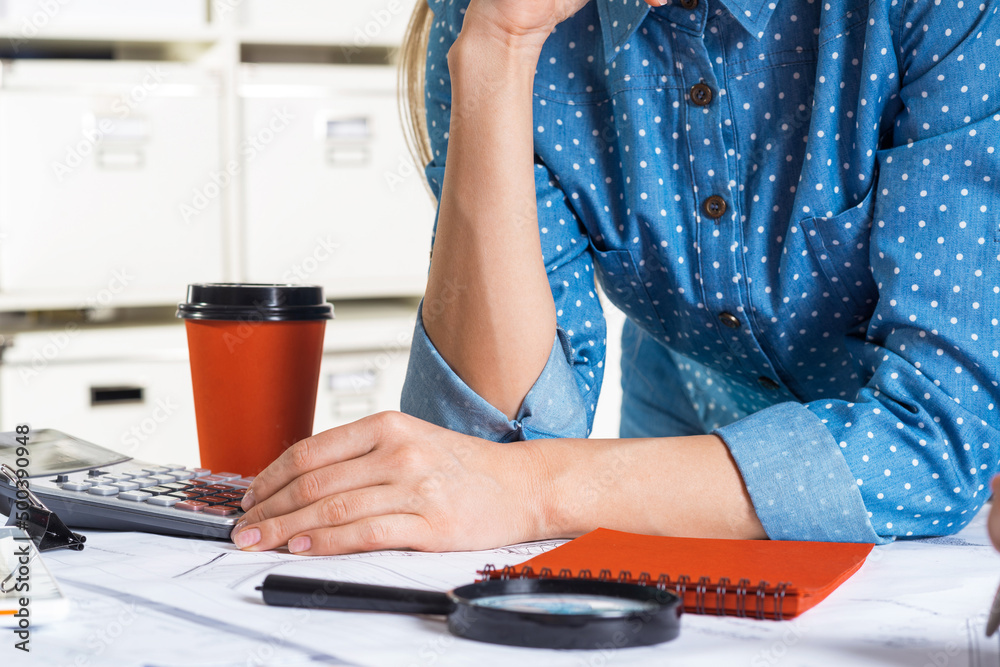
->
[257,574,682,649]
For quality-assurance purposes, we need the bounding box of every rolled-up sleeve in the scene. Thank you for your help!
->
[716,3,1000,543]
[400,0,607,440]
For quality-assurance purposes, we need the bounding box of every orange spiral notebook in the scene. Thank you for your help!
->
[480,528,874,620]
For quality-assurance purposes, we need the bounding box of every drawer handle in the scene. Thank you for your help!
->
[97,149,144,170]
[90,386,145,406]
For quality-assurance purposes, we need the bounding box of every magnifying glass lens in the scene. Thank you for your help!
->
[469,593,659,616]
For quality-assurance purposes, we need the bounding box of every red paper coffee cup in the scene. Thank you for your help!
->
[177,284,333,477]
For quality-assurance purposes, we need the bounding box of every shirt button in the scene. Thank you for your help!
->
[689,83,713,107]
[702,195,727,221]
[679,0,699,8]
[718,312,740,329]
[758,376,780,390]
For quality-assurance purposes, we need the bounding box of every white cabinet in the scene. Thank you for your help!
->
[0,61,225,308]
[313,303,415,433]
[240,64,434,299]
[0,324,201,466]
[237,0,417,46]
[0,0,206,30]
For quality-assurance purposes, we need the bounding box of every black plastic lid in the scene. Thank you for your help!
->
[176,284,334,322]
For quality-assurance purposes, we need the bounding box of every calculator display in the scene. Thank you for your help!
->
[0,429,129,476]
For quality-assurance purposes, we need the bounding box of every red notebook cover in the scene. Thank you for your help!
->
[480,528,873,619]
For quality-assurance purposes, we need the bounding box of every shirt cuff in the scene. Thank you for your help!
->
[713,402,888,544]
[400,306,590,442]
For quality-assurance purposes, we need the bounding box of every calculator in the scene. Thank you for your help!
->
[0,429,250,540]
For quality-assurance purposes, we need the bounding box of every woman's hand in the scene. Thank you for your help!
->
[463,0,592,43]
[230,412,552,556]
[465,0,666,40]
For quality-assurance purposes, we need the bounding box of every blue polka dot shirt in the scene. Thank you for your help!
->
[401,0,1000,543]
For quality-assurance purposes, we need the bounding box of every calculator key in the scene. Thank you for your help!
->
[146,496,179,507]
[130,477,158,487]
[162,464,187,471]
[218,491,244,500]
[112,472,135,480]
[159,482,189,491]
[211,472,241,481]
[92,476,118,485]
[111,482,140,492]
[198,495,230,505]
[187,479,209,486]
[87,469,108,477]
[87,485,119,496]
[170,470,194,481]
[204,506,238,516]
[140,486,174,495]
[225,478,253,489]
[123,469,148,477]
[142,466,171,474]
[60,481,92,492]
[204,484,233,492]
[199,475,227,484]
[167,491,203,499]
[190,468,211,478]
[224,502,245,510]
[175,500,208,512]
[119,491,152,502]
[150,474,177,484]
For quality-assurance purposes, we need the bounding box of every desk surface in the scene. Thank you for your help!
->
[10,509,1000,667]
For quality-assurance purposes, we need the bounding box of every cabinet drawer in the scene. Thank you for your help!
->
[0,61,224,305]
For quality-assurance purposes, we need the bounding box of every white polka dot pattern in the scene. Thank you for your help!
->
[401,0,1000,543]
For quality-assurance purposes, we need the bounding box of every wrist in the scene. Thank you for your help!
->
[517,438,582,540]
[448,14,548,76]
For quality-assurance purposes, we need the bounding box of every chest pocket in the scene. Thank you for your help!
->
[798,184,879,322]
[594,249,668,337]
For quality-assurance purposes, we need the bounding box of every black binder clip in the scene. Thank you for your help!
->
[0,464,86,552]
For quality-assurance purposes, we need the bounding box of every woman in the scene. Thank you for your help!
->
[230,0,1000,556]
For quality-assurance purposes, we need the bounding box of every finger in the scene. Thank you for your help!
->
[247,413,393,508]
[286,514,433,556]
[239,454,390,526]
[232,484,407,552]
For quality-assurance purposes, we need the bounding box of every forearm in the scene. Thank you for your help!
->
[423,18,556,419]
[529,434,768,540]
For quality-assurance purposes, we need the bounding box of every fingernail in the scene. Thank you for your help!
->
[234,527,261,549]
[232,520,247,535]
[288,536,311,554]
[241,487,256,511]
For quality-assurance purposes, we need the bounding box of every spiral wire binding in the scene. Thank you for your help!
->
[694,577,710,615]
[477,565,796,619]
[773,582,790,621]
[676,574,690,602]
[735,578,750,618]
[716,577,730,616]
[755,580,770,620]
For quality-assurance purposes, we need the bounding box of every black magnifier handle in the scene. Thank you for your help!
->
[258,574,456,615]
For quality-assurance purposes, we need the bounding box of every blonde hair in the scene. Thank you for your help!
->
[399,2,434,171]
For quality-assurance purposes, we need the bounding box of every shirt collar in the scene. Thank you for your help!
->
[597,0,779,63]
